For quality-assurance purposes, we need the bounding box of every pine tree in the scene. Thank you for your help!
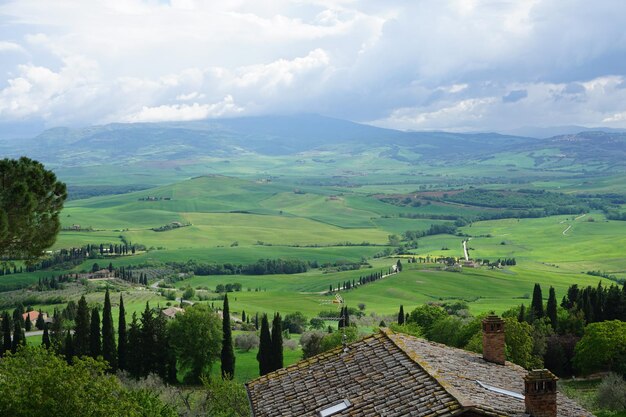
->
[271,313,283,372]
[118,294,128,371]
[74,295,90,356]
[102,289,117,371]
[530,283,544,321]
[547,287,558,330]
[398,305,405,325]
[221,294,236,379]
[42,324,51,349]
[89,307,101,358]
[11,320,24,353]
[1,311,12,356]
[257,314,272,376]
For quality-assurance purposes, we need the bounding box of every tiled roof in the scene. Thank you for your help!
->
[246,329,594,417]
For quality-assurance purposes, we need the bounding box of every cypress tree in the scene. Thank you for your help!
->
[530,283,544,321]
[11,320,24,353]
[396,259,403,272]
[398,305,405,325]
[36,311,45,330]
[518,304,526,323]
[24,315,32,331]
[2,311,12,355]
[271,313,283,372]
[42,324,51,349]
[74,295,90,356]
[64,330,74,364]
[127,312,142,379]
[102,289,117,371]
[139,302,156,377]
[118,294,127,371]
[90,307,101,358]
[221,294,236,379]
[241,310,246,323]
[257,314,272,376]
[547,287,558,330]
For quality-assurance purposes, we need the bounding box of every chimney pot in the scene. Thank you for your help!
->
[524,369,558,417]
[482,314,505,365]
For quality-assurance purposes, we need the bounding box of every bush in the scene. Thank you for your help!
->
[234,333,259,352]
[284,339,298,351]
[597,373,626,411]
[300,331,325,359]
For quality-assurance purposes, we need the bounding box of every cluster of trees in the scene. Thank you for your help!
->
[168,258,310,276]
[22,243,140,274]
[215,282,243,293]
[444,189,588,210]
[401,224,459,241]
[561,282,626,323]
[257,313,284,376]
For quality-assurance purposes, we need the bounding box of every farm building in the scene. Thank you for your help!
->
[246,315,591,417]
[22,311,48,326]
[161,306,185,319]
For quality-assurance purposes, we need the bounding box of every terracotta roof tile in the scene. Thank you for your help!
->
[246,329,594,417]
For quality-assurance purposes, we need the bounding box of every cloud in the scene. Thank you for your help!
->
[124,95,244,122]
[1,0,626,130]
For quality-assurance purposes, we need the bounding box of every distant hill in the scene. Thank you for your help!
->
[1,114,625,177]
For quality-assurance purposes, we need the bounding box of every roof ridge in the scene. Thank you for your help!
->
[245,331,385,389]
[379,328,477,410]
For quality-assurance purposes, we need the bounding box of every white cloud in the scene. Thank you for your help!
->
[1,0,626,130]
[124,96,244,122]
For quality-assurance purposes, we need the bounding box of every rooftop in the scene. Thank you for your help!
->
[246,328,593,417]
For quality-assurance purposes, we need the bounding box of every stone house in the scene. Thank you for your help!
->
[246,315,592,417]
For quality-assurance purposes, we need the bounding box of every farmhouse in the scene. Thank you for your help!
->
[246,315,592,417]
[161,306,185,319]
[22,311,47,326]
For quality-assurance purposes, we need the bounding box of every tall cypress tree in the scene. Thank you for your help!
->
[127,312,142,379]
[518,304,526,323]
[74,295,90,356]
[11,320,24,353]
[140,302,156,377]
[547,287,558,330]
[42,324,51,349]
[530,283,544,322]
[398,305,405,325]
[64,330,74,364]
[90,307,101,358]
[102,290,117,371]
[1,311,11,356]
[221,294,235,379]
[118,294,128,371]
[271,313,283,372]
[257,314,272,376]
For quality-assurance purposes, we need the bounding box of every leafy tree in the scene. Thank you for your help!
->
[0,346,173,417]
[90,307,102,358]
[300,331,325,359]
[408,304,447,338]
[398,305,405,325]
[0,157,67,263]
[257,314,272,376]
[102,289,116,371]
[597,373,626,412]
[202,375,250,417]
[234,333,259,352]
[282,311,307,334]
[574,320,626,376]
[319,326,360,352]
[118,294,127,371]
[504,317,541,369]
[271,313,283,371]
[530,283,544,322]
[74,295,90,357]
[221,294,236,379]
[168,304,221,383]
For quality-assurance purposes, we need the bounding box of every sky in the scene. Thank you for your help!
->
[1,0,626,135]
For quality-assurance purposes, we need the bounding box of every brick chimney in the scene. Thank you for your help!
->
[524,369,558,417]
[482,314,505,365]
